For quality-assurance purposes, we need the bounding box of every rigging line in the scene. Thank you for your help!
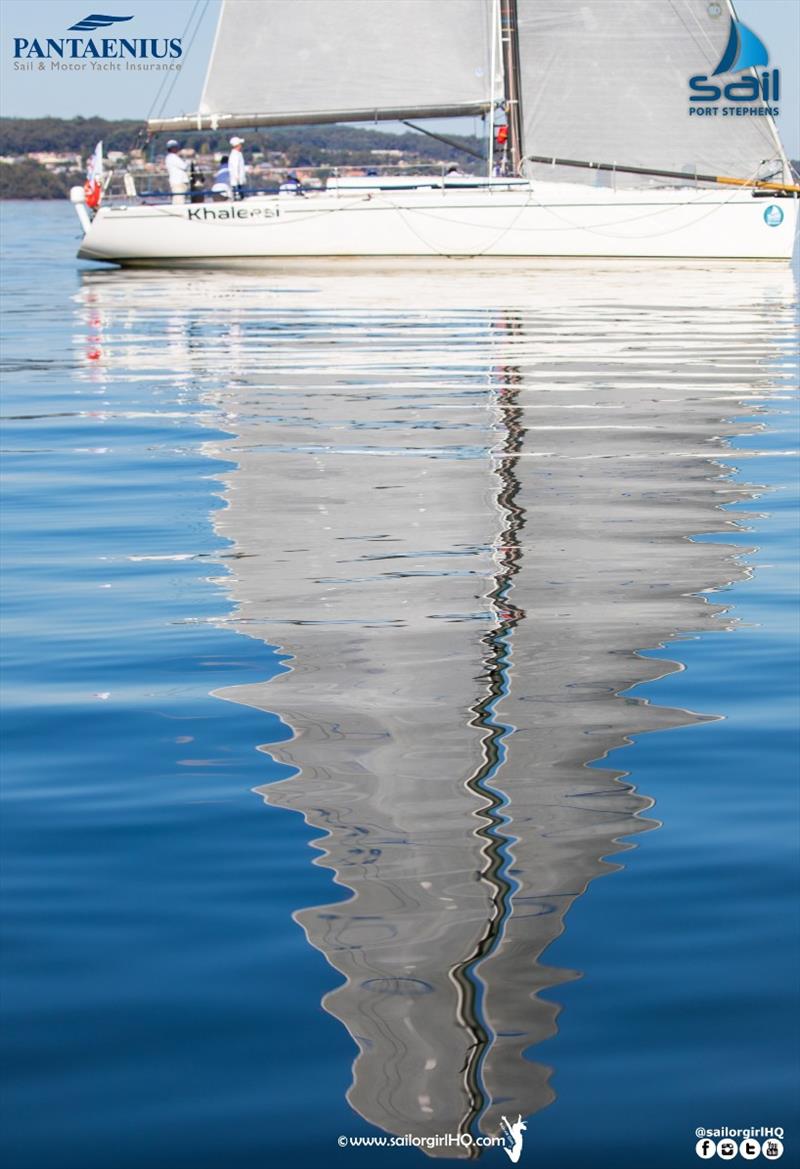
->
[146,0,201,122]
[156,0,211,119]
[145,4,199,124]
[384,191,533,257]
[401,121,486,162]
[474,196,531,255]
[146,0,209,124]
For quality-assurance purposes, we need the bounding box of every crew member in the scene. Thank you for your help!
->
[278,172,304,196]
[165,140,190,204]
[212,155,231,201]
[228,137,246,200]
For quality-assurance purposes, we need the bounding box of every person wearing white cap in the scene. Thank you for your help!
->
[228,136,246,200]
[165,140,190,204]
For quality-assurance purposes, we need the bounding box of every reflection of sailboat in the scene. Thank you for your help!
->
[75,264,795,1155]
[73,0,797,263]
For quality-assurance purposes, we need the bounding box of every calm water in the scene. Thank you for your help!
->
[1,202,798,1169]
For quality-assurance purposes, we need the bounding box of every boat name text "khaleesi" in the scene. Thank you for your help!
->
[186,206,280,222]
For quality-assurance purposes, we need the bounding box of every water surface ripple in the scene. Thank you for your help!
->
[1,205,798,1169]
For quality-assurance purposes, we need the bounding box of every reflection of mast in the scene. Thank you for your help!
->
[450,317,528,1141]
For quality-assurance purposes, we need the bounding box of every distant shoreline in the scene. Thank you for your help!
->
[0,115,486,199]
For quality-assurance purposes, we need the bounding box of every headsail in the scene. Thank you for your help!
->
[516,0,790,186]
[149,0,497,133]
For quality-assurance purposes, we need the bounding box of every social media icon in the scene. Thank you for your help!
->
[718,1140,737,1160]
[696,1138,716,1159]
[740,1139,761,1161]
[763,1139,784,1160]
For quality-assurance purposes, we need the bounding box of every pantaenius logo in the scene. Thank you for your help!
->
[689,11,779,118]
[68,14,134,32]
[763,205,784,227]
[12,12,182,61]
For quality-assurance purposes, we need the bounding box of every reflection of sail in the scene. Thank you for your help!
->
[76,264,795,1155]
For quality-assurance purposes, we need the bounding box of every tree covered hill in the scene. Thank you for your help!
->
[0,117,486,165]
[0,117,143,155]
[0,158,82,200]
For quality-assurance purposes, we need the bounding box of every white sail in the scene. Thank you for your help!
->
[517,0,789,185]
[162,0,497,130]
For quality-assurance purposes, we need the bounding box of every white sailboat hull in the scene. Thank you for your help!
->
[77,184,797,264]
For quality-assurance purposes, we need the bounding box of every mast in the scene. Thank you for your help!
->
[499,0,523,174]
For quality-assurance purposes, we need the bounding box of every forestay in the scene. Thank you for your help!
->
[156,0,497,130]
[516,0,789,186]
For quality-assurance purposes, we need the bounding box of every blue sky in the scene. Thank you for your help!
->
[0,0,220,123]
[1,0,798,158]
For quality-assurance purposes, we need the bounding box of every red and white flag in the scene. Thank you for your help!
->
[84,141,104,209]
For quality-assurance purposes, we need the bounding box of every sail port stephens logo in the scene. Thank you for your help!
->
[12,12,183,72]
[689,9,779,118]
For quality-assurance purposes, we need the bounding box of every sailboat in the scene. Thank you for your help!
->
[72,0,798,264]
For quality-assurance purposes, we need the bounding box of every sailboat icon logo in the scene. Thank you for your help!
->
[688,15,779,110]
[711,18,769,76]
